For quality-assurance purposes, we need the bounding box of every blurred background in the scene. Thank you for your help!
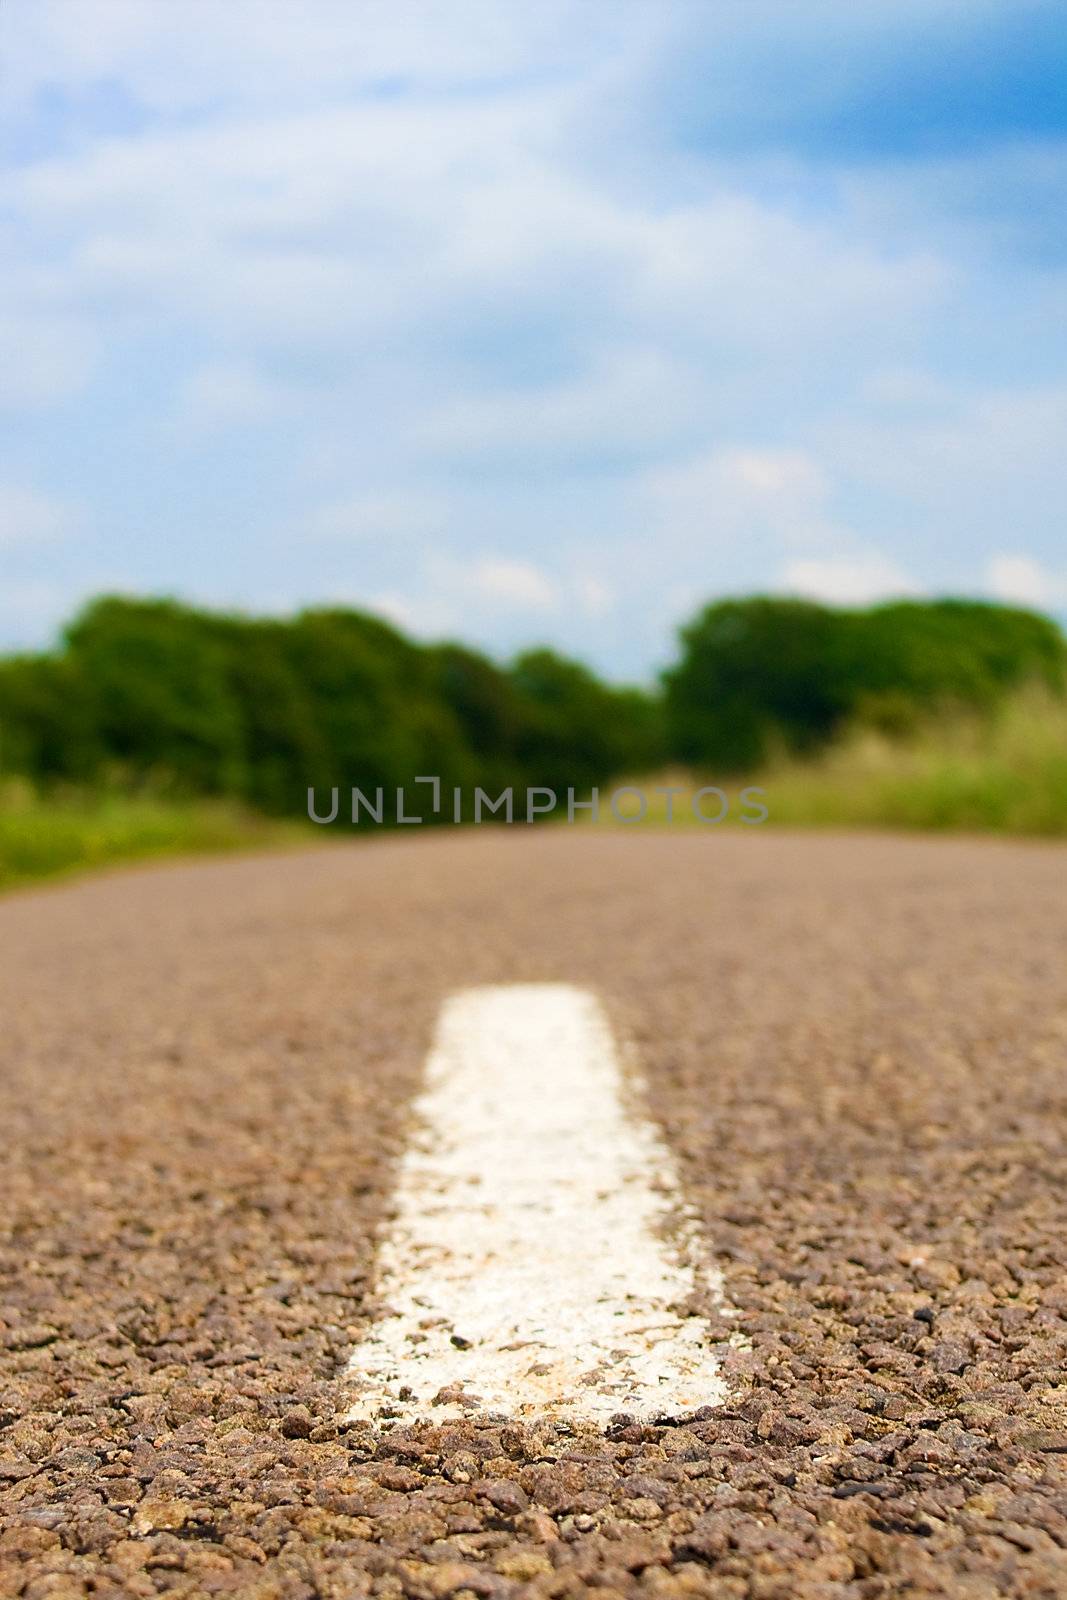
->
[1,1,1066,883]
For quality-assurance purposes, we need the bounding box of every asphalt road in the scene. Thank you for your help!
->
[1,830,1065,1599]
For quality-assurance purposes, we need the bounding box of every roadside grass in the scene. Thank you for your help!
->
[3,687,1064,891]
[0,785,305,891]
[595,689,1067,836]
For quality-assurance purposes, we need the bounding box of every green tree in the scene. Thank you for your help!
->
[665,595,1067,770]
[665,598,853,769]
[0,655,102,782]
[510,648,663,796]
[64,597,246,793]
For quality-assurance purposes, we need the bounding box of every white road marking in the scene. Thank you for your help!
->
[346,983,732,1426]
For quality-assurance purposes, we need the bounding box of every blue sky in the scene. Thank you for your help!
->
[2,0,1066,679]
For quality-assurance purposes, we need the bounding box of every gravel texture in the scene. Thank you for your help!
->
[0,829,1065,1599]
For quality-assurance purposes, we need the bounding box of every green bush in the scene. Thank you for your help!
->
[0,595,661,820]
[763,688,1067,836]
[665,596,1067,770]
[2,591,1063,841]
[64,597,247,793]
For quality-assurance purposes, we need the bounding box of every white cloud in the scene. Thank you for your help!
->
[0,316,95,409]
[985,554,1067,610]
[819,384,1067,523]
[364,556,612,647]
[642,445,846,550]
[620,195,949,361]
[0,486,82,548]
[308,492,447,543]
[176,363,294,429]
[574,576,614,618]
[423,349,704,463]
[4,66,949,392]
[364,590,450,638]
[2,0,617,113]
[780,550,922,605]
[465,559,558,610]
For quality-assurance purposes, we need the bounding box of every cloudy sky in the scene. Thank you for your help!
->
[2,1,1066,678]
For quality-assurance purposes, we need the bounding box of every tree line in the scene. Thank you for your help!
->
[0,593,1063,816]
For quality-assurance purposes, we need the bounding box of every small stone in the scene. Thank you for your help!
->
[494,1550,552,1580]
[132,1497,193,1534]
[1015,1428,1067,1453]
[280,1405,313,1439]
[475,1477,529,1514]
[929,1339,971,1374]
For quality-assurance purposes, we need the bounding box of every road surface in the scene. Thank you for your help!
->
[1,830,1065,1598]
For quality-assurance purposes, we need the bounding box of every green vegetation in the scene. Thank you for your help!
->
[0,597,661,817]
[0,591,1064,886]
[0,784,300,890]
[763,688,1067,835]
[665,596,1067,769]
[597,689,1067,836]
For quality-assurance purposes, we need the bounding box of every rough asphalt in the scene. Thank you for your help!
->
[0,830,1065,1599]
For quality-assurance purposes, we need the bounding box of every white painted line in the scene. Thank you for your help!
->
[346,983,731,1426]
